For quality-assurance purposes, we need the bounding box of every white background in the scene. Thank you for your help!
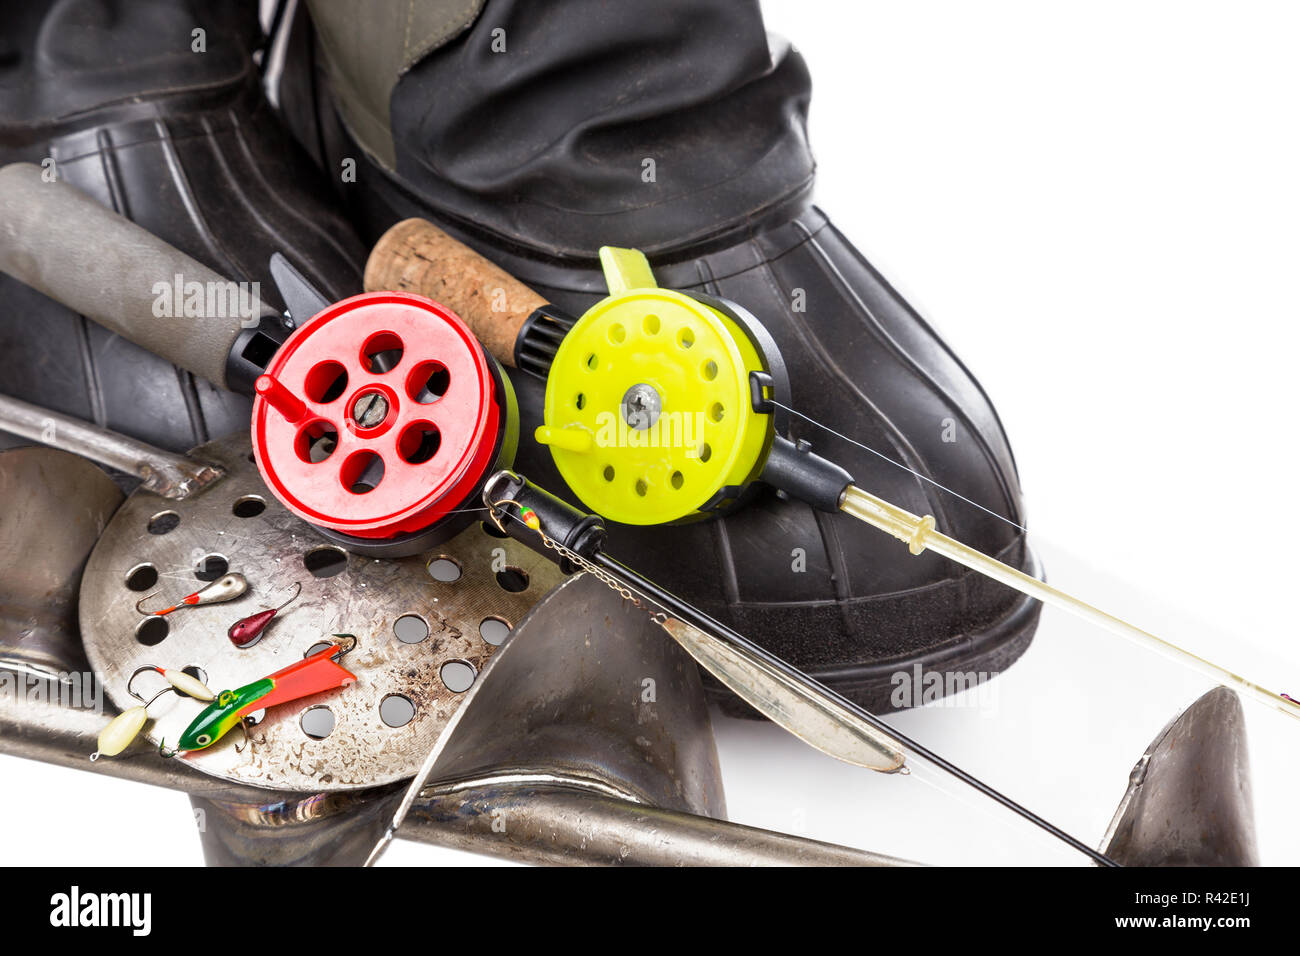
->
[3,1,1297,866]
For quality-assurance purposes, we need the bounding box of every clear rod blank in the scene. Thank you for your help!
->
[840,484,1300,722]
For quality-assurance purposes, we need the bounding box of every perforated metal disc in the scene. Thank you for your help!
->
[79,433,563,792]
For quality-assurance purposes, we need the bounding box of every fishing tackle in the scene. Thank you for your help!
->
[519,246,1300,722]
[248,241,1118,864]
[249,292,517,558]
[516,504,541,531]
[361,226,1298,720]
[227,582,302,647]
[0,173,1267,863]
[367,471,1117,868]
[126,665,215,703]
[135,572,248,616]
[160,640,357,757]
[91,707,148,762]
[90,665,216,760]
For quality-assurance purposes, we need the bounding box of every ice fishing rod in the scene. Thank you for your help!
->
[497,471,1119,864]
[366,467,1117,866]
[0,163,516,560]
[0,162,1279,727]
[366,220,1300,723]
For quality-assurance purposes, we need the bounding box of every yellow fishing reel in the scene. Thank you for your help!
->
[536,248,790,525]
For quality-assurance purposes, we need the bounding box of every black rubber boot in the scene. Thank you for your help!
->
[0,0,366,463]
[297,0,1044,713]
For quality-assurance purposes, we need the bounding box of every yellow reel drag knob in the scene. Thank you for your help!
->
[538,247,772,525]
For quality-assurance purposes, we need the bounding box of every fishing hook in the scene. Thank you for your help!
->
[157,739,185,759]
[275,581,302,609]
[91,666,217,761]
[126,665,215,703]
[233,717,252,754]
[329,633,358,658]
[134,592,165,615]
[486,499,511,536]
[135,573,249,616]
[126,665,168,704]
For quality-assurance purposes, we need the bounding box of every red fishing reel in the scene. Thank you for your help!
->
[251,292,517,557]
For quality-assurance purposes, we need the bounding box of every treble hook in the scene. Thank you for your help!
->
[329,633,358,658]
[157,739,185,759]
[233,717,253,754]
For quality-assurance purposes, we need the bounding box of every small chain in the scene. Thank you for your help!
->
[494,501,667,624]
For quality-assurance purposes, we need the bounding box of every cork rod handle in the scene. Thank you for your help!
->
[364,218,547,367]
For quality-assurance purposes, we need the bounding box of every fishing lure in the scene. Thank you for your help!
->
[136,572,248,616]
[227,582,302,647]
[91,706,148,761]
[127,665,216,703]
[162,638,357,757]
[90,665,215,761]
[517,505,541,531]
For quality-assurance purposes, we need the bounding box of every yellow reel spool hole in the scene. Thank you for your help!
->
[537,247,771,525]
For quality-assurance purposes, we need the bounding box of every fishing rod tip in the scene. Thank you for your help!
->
[363,830,396,868]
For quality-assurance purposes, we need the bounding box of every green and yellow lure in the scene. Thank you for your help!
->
[169,642,356,755]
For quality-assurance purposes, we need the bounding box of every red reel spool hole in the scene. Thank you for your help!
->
[252,292,505,540]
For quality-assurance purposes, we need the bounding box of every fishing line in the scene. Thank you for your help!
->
[765,401,1300,722]
[604,551,1117,865]
[767,396,1028,534]
[483,506,1118,867]
[901,752,1089,866]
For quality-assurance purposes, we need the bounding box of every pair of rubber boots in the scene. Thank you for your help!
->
[0,0,1038,714]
